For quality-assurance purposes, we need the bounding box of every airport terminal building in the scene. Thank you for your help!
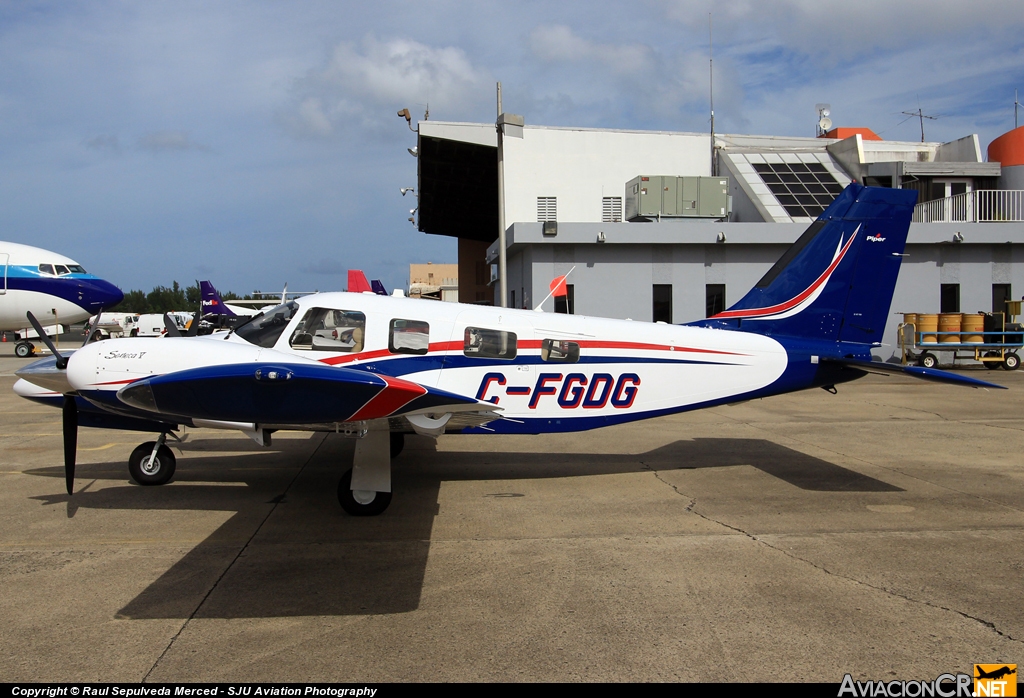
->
[413,119,1024,360]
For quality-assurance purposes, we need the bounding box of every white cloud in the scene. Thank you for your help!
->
[286,35,490,138]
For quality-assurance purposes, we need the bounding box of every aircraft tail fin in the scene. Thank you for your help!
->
[370,279,388,295]
[347,270,372,293]
[199,280,235,317]
[695,183,917,344]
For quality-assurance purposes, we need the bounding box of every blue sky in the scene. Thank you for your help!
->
[1,0,1022,296]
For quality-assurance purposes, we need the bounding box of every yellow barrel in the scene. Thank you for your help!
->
[917,313,938,344]
[939,313,963,343]
[961,313,985,343]
[903,313,918,327]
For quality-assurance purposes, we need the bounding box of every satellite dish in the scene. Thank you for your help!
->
[821,108,830,117]
[819,117,833,131]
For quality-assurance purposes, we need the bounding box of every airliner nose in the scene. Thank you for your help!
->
[78,278,124,311]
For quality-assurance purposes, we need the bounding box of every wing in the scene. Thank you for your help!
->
[820,358,1006,390]
[115,361,500,427]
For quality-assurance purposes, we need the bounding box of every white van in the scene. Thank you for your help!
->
[136,313,188,337]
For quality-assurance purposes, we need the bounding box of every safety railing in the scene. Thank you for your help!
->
[912,190,1024,223]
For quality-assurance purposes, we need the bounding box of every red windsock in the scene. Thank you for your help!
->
[549,275,568,297]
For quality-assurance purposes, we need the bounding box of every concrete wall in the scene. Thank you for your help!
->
[501,127,711,225]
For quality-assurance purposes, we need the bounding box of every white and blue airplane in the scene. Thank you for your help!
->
[1,241,124,357]
[12,185,1006,516]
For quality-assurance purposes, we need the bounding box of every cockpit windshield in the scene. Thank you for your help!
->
[233,301,299,348]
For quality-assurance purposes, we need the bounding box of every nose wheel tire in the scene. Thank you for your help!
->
[337,468,392,516]
[128,442,176,486]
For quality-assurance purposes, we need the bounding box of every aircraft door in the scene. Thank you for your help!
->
[0,254,7,295]
[438,309,530,399]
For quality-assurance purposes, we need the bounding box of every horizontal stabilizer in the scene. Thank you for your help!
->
[116,362,496,424]
[821,358,1006,390]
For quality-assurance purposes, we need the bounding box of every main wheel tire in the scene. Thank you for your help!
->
[1004,353,1020,371]
[337,468,392,516]
[984,351,1002,369]
[390,432,405,459]
[128,442,177,486]
[90,331,103,343]
[918,352,938,369]
[14,342,33,358]
[130,329,138,337]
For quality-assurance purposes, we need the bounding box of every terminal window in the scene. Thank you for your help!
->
[653,284,672,323]
[555,284,574,314]
[706,284,726,317]
[941,284,960,313]
[752,162,843,218]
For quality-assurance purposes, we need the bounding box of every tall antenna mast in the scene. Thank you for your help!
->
[709,13,716,176]
[902,107,938,142]
[1016,89,1020,130]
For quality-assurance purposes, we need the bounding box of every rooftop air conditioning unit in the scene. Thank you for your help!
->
[625,176,730,221]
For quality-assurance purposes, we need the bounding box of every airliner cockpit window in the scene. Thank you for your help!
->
[289,307,366,352]
[38,264,55,276]
[233,301,299,348]
[67,265,86,274]
[55,265,70,275]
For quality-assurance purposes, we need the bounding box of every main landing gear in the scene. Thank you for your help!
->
[336,426,404,516]
[128,433,176,486]
[15,341,34,358]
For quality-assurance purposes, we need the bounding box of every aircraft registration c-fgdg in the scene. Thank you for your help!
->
[0,241,124,357]
[12,185,1007,516]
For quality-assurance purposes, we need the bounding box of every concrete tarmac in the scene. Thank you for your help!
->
[0,345,1021,682]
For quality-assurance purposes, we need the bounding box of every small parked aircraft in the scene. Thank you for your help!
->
[13,185,1005,516]
[0,241,124,357]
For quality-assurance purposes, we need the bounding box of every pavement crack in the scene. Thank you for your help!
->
[646,462,1022,647]
[141,433,329,682]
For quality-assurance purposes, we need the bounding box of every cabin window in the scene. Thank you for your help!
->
[234,301,300,349]
[464,327,517,360]
[38,264,55,275]
[389,319,430,355]
[541,339,580,363]
[289,307,365,352]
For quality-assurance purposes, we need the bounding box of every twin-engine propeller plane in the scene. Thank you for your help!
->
[13,185,1005,516]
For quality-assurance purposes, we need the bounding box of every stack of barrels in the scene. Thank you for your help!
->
[903,312,985,344]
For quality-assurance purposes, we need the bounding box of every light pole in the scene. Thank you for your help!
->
[495,82,523,308]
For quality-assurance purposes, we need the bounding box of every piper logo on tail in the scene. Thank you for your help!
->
[866,234,886,242]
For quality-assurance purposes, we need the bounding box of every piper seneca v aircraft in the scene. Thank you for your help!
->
[13,185,1006,516]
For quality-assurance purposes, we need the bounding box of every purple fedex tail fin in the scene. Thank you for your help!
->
[199,280,236,317]
[370,279,387,295]
[692,183,918,344]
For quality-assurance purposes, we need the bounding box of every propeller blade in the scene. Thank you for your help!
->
[26,311,67,369]
[82,312,101,347]
[163,313,182,338]
[186,311,201,337]
[62,395,77,495]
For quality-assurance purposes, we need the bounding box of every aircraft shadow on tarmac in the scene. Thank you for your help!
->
[25,434,900,620]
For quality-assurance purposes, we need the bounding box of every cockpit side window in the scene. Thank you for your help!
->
[55,265,70,275]
[464,327,517,360]
[233,301,300,348]
[38,264,55,276]
[67,265,86,274]
[289,307,366,352]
